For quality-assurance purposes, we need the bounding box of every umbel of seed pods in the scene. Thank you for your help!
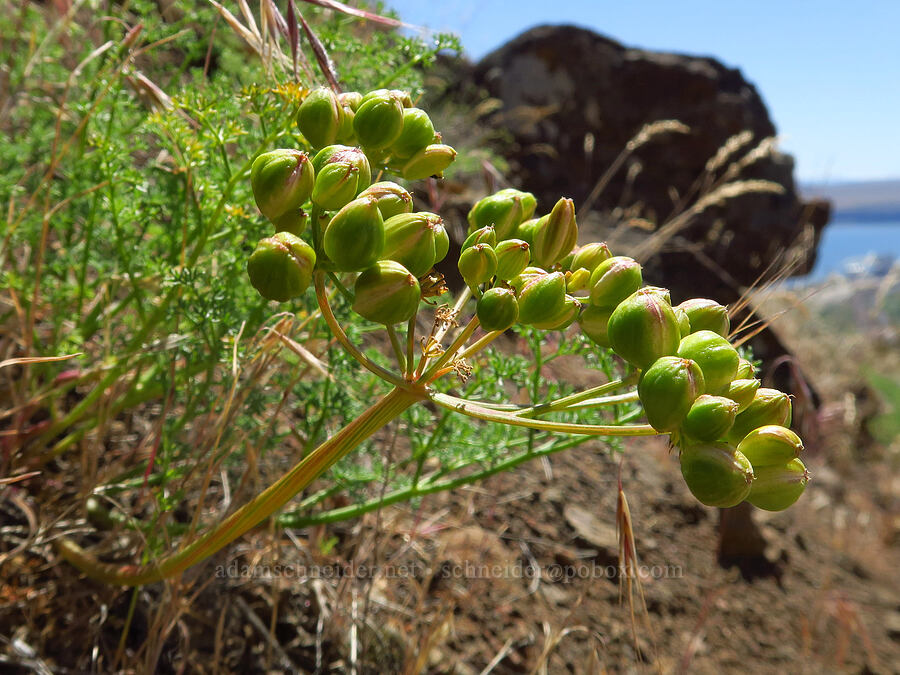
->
[246,87,809,512]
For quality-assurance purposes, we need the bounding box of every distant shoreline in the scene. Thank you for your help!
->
[830,211,900,224]
[800,179,900,225]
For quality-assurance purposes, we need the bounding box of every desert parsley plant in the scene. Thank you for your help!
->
[57,82,809,585]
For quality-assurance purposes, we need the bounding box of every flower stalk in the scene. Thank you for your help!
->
[57,385,424,585]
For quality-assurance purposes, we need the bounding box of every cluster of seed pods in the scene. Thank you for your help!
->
[246,87,808,512]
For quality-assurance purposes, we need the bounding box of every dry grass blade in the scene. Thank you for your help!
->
[704,130,754,174]
[531,621,590,675]
[286,0,301,80]
[676,588,726,675]
[208,0,262,53]
[403,607,454,674]
[0,353,81,370]
[873,261,900,316]
[691,178,785,213]
[297,7,341,91]
[479,637,516,675]
[579,120,689,217]
[0,492,38,567]
[269,328,334,380]
[727,136,778,177]
[627,120,691,153]
[299,0,412,28]
[234,596,299,671]
[236,0,261,40]
[263,0,291,38]
[632,179,785,262]
[125,70,174,111]
[0,471,40,485]
[616,471,659,670]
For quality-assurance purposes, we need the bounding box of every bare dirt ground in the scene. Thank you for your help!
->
[3,287,899,674]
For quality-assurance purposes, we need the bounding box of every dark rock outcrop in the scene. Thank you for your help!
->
[463,25,829,296]
[435,25,830,391]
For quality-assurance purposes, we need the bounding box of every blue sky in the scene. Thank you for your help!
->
[387,0,900,184]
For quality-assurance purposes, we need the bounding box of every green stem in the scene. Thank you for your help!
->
[310,205,323,256]
[513,373,639,417]
[386,325,406,373]
[278,433,598,528]
[313,271,406,388]
[429,391,657,437]
[457,330,502,360]
[405,316,416,380]
[551,391,640,412]
[325,270,355,305]
[56,386,424,585]
[443,389,639,416]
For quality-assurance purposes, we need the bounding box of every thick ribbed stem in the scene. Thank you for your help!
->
[57,386,423,585]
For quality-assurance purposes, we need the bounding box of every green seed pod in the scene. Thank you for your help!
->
[388,89,414,107]
[336,106,356,144]
[458,243,497,288]
[516,271,567,325]
[509,266,547,295]
[352,260,421,325]
[579,304,614,347]
[353,93,405,149]
[571,242,612,273]
[607,288,681,370]
[676,330,740,395]
[680,443,754,508]
[727,378,761,413]
[735,358,756,380]
[247,232,316,302]
[390,108,436,159]
[638,357,705,432]
[495,188,537,221]
[642,285,672,305]
[338,91,363,112]
[312,162,366,211]
[296,87,343,149]
[558,250,576,271]
[272,208,310,237]
[674,306,691,338]
[476,287,519,332]
[682,394,739,442]
[250,149,315,223]
[726,388,793,445]
[462,225,497,251]
[566,267,591,293]
[737,425,804,468]
[589,256,643,308]
[532,197,578,268]
[382,211,448,277]
[401,144,457,180]
[494,239,531,280]
[747,458,809,511]
[516,217,540,248]
[322,197,385,272]
[357,181,414,220]
[359,88,390,104]
[336,92,362,144]
[467,190,535,241]
[677,298,730,337]
[532,294,582,331]
[311,145,371,179]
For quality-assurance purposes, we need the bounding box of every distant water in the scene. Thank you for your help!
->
[804,219,900,280]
